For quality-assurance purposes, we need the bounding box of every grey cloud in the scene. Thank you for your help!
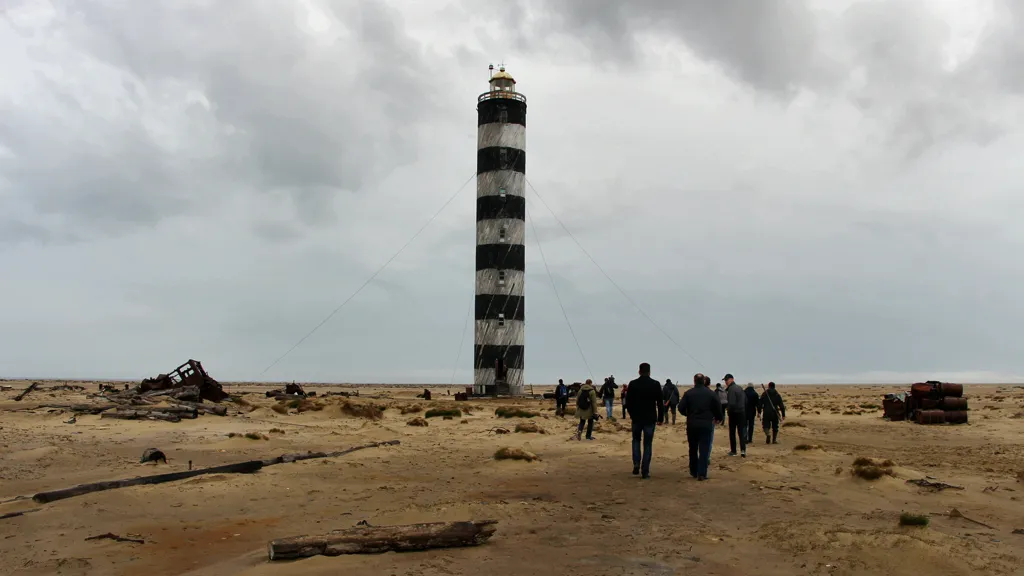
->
[0,0,456,242]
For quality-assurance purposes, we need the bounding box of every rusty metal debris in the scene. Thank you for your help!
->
[907,478,964,491]
[139,359,227,402]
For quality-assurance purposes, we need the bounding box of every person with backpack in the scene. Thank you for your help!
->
[760,381,786,444]
[554,379,569,416]
[574,379,599,440]
[744,383,761,443]
[620,382,630,419]
[599,376,618,419]
[626,362,663,479]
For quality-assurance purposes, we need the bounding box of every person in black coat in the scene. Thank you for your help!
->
[679,373,723,481]
[760,382,786,444]
[743,383,761,443]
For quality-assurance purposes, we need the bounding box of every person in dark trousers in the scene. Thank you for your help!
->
[555,379,569,416]
[599,376,618,420]
[724,374,747,457]
[661,378,680,424]
[760,381,786,444]
[626,362,662,479]
[744,382,761,443]
[575,379,599,440]
[620,382,629,419]
[680,372,723,481]
[715,383,728,427]
[702,374,715,457]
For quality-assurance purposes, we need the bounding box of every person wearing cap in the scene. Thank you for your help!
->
[744,382,761,443]
[661,378,680,424]
[760,381,786,444]
[723,374,747,457]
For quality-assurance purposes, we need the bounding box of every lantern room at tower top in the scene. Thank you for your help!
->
[479,65,527,103]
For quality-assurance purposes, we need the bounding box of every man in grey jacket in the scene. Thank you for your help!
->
[724,374,747,457]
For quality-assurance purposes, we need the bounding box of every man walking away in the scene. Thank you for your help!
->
[680,373,723,481]
[599,377,618,420]
[661,379,680,424]
[575,379,599,440]
[724,374,747,457]
[620,382,629,419]
[760,381,786,444]
[555,379,569,416]
[715,383,728,427]
[702,375,715,457]
[626,363,662,479]
[744,383,760,443]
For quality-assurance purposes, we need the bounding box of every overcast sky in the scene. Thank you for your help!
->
[2,0,1022,385]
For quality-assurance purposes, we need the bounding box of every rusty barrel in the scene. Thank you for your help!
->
[919,398,940,410]
[911,382,938,399]
[916,410,946,425]
[943,410,968,424]
[938,382,963,398]
[940,397,968,410]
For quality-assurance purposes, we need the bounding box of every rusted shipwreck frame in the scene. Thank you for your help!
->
[139,359,228,402]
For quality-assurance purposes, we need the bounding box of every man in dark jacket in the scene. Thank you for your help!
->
[724,374,747,457]
[555,379,569,416]
[599,377,618,420]
[760,381,786,444]
[626,363,662,479]
[661,379,680,424]
[744,383,761,443]
[680,373,723,481]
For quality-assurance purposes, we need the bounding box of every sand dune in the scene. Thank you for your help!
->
[1,382,1022,575]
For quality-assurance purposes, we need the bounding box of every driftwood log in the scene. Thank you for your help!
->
[100,411,185,422]
[32,460,264,504]
[169,400,227,416]
[37,403,118,415]
[262,440,401,466]
[13,382,39,402]
[267,520,498,560]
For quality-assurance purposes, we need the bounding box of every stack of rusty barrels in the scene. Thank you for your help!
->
[909,381,968,424]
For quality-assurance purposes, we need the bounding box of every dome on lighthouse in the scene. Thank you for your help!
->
[491,67,515,82]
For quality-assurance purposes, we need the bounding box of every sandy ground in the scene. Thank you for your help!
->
[1,381,1023,576]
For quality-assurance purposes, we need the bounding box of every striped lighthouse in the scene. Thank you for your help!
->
[474,65,526,396]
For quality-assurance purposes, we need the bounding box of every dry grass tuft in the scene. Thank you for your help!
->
[794,444,821,451]
[859,403,881,410]
[231,396,252,407]
[400,404,423,415]
[514,421,545,434]
[850,457,895,480]
[494,447,538,462]
[899,513,930,527]
[295,400,325,413]
[782,421,806,428]
[1016,470,1024,483]
[460,419,469,424]
[230,431,269,441]
[406,417,429,427]
[425,408,462,419]
[495,407,539,419]
[270,403,289,415]
[268,428,286,434]
[341,401,386,420]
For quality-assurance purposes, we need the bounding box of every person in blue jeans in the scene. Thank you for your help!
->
[625,363,663,479]
[599,376,618,419]
[681,373,724,480]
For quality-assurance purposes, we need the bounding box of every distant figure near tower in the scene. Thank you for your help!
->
[474,65,526,396]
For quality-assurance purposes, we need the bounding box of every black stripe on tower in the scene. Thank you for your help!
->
[475,294,525,321]
[474,345,525,369]
[476,244,525,271]
[477,99,527,126]
[477,147,526,174]
[476,195,525,221]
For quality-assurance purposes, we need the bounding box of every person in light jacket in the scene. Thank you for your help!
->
[574,379,599,441]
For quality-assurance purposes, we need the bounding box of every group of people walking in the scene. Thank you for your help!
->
[554,364,787,481]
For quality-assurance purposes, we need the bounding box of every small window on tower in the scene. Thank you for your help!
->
[499,226,507,242]
[499,148,508,168]
[497,313,505,327]
[498,270,506,286]
[498,110,508,123]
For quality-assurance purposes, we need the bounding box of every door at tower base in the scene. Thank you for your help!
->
[474,367,524,396]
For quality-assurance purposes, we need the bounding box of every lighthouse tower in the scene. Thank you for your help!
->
[474,65,526,396]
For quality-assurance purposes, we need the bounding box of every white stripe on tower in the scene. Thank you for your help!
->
[474,65,526,396]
